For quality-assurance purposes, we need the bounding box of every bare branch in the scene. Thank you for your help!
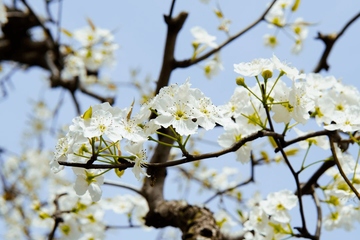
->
[312,190,322,240]
[104,179,145,198]
[168,0,176,19]
[313,11,360,73]
[296,160,335,196]
[329,135,360,200]
[204,154,256,204]
[174,0,278,68]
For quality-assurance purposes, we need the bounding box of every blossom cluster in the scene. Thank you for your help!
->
[243,190,298,239]
[53,55,360,204]
[0,148,149,240]
[52,79,228,201]
[233,55,360,132]
[61,21,118,89]
[31,185,149,240]
[264,0,309,53]
[320,147,360,231]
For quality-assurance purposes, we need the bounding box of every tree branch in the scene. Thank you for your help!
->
[144,200,222,240]
[103,179,145,197]
[174,0,277,68]
[58,130,282,170]
[313,11,360,73]
[329,135,360,200]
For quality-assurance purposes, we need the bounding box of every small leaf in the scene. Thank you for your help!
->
[82,106,92,119]
[285,148,299,156]
[126,99,135,121]
[268,137,277,149]
[115,141,122,156]
[260,151,270,163]
[214,9,223,18]
[291,0,301,12]
[115,168,125,178]
[87,17,96,31]
[61,28,73,37]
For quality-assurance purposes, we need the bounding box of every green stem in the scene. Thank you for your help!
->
[300,144,311,170]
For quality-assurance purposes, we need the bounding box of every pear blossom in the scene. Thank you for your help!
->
[61,55,87,82]
[324,106,360,132]
[263,34,278,48]
[124,142,149,180]
[218,121,253,163]
[203,53,224,79]
[191,26,218,48]
[214,210,237,234]
[58,217,82,239]
[234,58,274,77]
[243,207,270,236]
[73,168,104,202]
[260,189,298,223]
[271,55,305,80]
[83,109,122,141]
[153,81,202,135]
[323,205,358,231]
[272,79,314,124]
[265,7,286,27]
[288,81,314,124]
[73,26,114,47]
[291,18,308,54]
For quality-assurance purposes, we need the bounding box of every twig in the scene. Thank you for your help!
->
[48,193,67,240]
[0,63,20,100]
[275,130,331,153]
[56,0,64,44]
[328,136,360,200]
[58,130,282,169]
[103,179,145,198]
[50,89,65,135]
[168,0,176,19]
[105,224,143,230]
[79,85,115,105]
[296,160,335,196]
[174,0,278,68]
[312,190,322,240]
[313,11,360,73]
[204,154,256,204]
[69,89,80,115]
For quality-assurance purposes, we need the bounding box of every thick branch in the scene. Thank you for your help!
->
[155,11,188,94]
[144,200,222,240]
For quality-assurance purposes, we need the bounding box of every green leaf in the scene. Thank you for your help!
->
[115,168,125,178]
[61,28,73,37]
[291,0,301,12]
[126,99,135,121]
[87,17,96,30]
[82,106,92,119]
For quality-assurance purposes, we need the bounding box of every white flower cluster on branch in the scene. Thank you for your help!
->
[53,55,360,208]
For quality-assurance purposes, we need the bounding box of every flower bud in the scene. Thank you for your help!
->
[262,69,273,80]
[192,41,199,50]
[236,76,246,87]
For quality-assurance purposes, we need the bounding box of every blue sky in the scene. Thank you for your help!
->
[1,0,360,239]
